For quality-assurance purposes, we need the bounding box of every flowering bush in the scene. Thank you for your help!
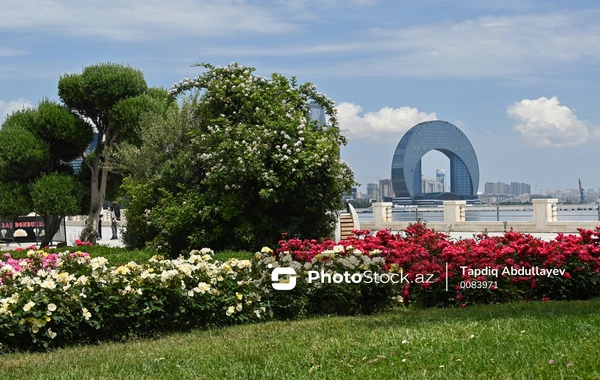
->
[74,239,93,247]
[0,249,263,352]
[253,245,399,319]
[3,223,600,352]
[121,62,354,255]
[259,223,600,308]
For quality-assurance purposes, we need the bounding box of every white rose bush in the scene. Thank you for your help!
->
[0,242,399,352]
[0,250,263,352]
[252,244,398,319]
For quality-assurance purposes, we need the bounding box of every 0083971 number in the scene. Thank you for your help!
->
[460,281,497,289]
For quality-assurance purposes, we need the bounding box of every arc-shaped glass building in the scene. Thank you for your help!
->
[391,120,479,199]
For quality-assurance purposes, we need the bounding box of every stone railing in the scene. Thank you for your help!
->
[361,199,599,234]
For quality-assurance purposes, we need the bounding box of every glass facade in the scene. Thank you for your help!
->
[391,121,479,198]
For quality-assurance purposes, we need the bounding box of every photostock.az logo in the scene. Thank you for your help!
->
[269,264,297,290]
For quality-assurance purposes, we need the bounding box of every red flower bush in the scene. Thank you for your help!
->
[74,239,93,247]
[271,223,600,307]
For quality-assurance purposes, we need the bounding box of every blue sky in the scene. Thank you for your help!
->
[1,0,599,194]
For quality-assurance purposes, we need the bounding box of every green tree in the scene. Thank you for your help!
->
[0,101,92,245]
[58,63,171,242]
[32,174,82,246]
[119,63,355,255]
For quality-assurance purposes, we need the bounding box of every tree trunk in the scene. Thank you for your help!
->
[80,154,111,243]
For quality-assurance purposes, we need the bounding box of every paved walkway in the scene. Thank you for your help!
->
[446,231,565,242]
[1,224,125,251]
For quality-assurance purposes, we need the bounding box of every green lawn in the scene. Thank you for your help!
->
[1,300,599,379]
[4,246,253,266]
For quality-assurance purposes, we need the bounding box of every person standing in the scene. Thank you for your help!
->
[112,201,121,222]
[109,206,118,240]
[97,208,104,240]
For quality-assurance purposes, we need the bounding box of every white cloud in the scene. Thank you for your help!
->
[0,48,27,57]
[507,96,599,148]
[206,9,600,80]
[277,0,377,10]
[337,102,437,141]
[325,10,600,78]
[0,99,33,126]
[0,0,296,41]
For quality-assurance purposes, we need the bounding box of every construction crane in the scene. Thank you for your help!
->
[579,179,585,203]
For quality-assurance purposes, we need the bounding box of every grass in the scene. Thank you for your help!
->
[1,299,599,379]
[4,246,253,266]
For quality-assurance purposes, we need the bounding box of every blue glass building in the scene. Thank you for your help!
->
[309,101,326,126]
[391,121,479,199]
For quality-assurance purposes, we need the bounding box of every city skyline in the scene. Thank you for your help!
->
[1,1,599,192]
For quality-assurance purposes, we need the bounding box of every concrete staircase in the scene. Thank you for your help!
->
[339,211,356,240]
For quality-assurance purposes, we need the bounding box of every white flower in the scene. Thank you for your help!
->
[40,279,56,290]
[23,301,35,312]
[226,306,235,316]
[236,303,243,312]
[201,248,214,255]
[76,275,90,285]
[47,328,57,339]
[90,257,109,270]
[47,303,57,312]
[82,308,92,320]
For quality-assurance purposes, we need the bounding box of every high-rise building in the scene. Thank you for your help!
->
[309,101,326,126]
[378,179,395,201]
[391,121,479,198]
[422,176,443,193]
[436,169,446,192]
[485,181,530,195]
[71,133,100,173]
[366,183,380,201]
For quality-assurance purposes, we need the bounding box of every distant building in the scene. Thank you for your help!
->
[71,133,99,173]
[379,178,395,201]
[391,121,479,199]
[422,176,443,193]
[485,181,531,196]
[366,183,380,202]
[436,169,446,192]
[484,182,506,195]
[511,182,531,196]
[309,101,326,126]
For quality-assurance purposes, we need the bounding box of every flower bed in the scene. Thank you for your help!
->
[0,249,263,352]
[2,223,600,352]
[255,224,600,308]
